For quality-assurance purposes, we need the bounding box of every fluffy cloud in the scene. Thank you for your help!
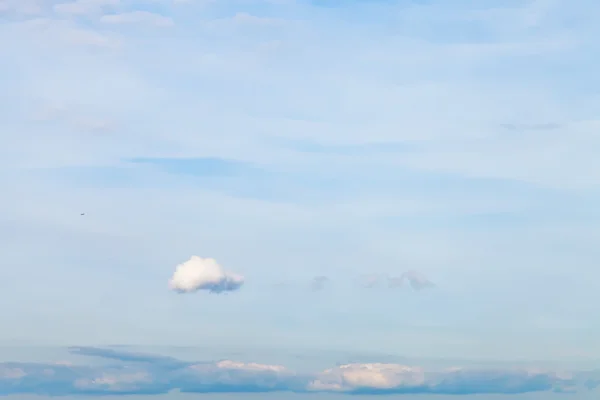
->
[309,363,426,391]
[0,347,590,396]
[308,363,574,394]
[168,256,244,293]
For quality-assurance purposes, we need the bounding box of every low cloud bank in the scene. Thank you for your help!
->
[0,347,596,396]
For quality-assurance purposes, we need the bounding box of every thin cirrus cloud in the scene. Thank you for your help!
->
[271,276,332,292]
[52,0,174,27]
[53,0,119,16]
[168,256,244,294]
[100,11,174,27]
[0,346,596,396]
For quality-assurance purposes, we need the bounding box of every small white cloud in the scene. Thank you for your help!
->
[100,11,174,27]
[214,360,287,373]
[168,256,244,294]
[309,363,426,391]
[307,363,575,394]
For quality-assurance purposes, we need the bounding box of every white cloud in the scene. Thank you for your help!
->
[308,362,578,394]
[168,256,244,293]
[309,363,426,391]
[211,360,287,373]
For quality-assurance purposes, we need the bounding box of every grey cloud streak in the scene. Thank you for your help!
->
[309,276,330,292]
[359,271,435,290]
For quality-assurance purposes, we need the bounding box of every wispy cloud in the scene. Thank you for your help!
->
[309,275,330,292]
[359,272,435,290]
[127,157,261,178]
[500,122,564,131]
[11,17,121,48]
[53,0,119,16]
[100,11,174,27]
[395,271,435,290]
[0,347,594,396]
[0,0,41,14]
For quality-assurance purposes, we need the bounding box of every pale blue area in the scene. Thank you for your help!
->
[270,138,420,154]
[31,158,567,210]
[1,2,600,397]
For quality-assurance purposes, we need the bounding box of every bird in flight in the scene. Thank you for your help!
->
[80,213,85,216]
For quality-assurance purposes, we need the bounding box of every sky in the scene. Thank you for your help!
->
[1,0,600,397]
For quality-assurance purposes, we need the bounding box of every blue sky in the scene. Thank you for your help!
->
[1,0,600,397]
